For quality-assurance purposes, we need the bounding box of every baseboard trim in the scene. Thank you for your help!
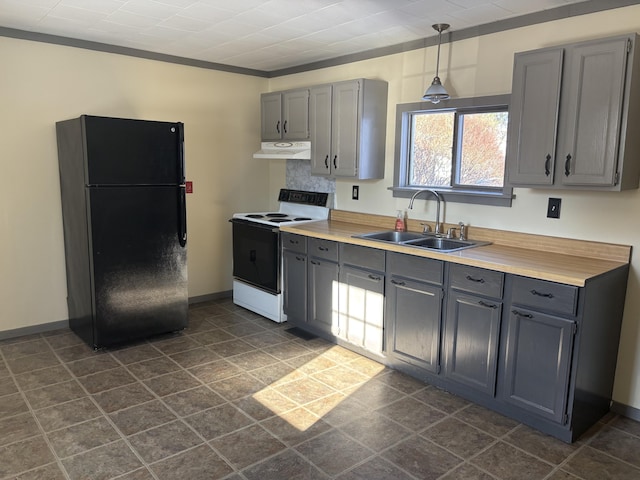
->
[189,291,232,305]
[0,319,69,341]
[0,291,234,341]
[611,401,640,422]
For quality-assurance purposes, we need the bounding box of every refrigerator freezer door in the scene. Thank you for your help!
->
[89,186,187,347]
[83,115,184,186]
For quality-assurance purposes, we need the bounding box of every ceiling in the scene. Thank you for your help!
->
[0,0,594,73]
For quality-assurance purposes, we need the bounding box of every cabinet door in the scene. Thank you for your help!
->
[308,258,339,336]
[338,265,384,353]
[331,80,360,177]
[283,250,307,324]
[386,276,443,374]
[310,85,333,175]
[507,49,563,185]
[559,38,628,186]
[282,90,309,140]
[502,307,576,424]
[261,93,282,140]
[444,292,502,396]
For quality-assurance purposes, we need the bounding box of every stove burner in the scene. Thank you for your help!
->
[270,218,293,223]
[266,213,288,218]
[246,214,265,219]
[293,217,312,221]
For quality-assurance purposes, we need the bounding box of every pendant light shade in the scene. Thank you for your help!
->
[423,23,450,104]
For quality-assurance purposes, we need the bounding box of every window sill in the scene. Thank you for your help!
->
[389,186,514,207]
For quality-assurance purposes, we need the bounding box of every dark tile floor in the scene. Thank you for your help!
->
[1,298,640,480]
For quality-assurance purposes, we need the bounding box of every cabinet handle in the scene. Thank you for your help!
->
[466,275,485,284]
[318,246,329,251]
[531,289,554,299]
[276,120,280,134]
[544,154,551,176]
[368,274,381,281]
[333,155,338,169]
[512,309,533,318]
[283,120,288,134]
[310,260,320,265]
[479,300,498,309]
[289,239,298,244]
[390,279,406,286]
[324,155,329,169]
[564,154,571,176]
[295,256,305,261]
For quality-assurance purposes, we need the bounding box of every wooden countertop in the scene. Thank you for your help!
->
[280,211,631,287]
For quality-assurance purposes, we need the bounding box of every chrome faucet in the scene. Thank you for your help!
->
[408,189,443,235]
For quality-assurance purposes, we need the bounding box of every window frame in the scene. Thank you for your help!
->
[391,94,513,207]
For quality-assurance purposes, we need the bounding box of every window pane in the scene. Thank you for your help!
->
[458,111,508,187]
[409,112,453,187]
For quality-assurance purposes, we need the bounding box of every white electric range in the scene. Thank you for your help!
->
[230,189,331,322]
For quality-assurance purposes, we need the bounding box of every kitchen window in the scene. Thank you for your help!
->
[392,95,513,206]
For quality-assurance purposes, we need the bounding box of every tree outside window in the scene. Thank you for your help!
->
[393,95,513,207]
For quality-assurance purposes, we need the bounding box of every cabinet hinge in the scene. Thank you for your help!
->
[436,364,441,374]
[614,171,620,185]
[572,322,578,336]
[628,38,632,54]
[562,413,569,425]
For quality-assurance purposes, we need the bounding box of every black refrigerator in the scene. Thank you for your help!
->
[56,115,188,349]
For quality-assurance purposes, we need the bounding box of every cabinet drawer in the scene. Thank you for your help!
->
[340,243,385,272]
[449,264,504,299]
[282,232,307,253]
[511,276,578,317]
[386,252,443,285]
[308,238,338,262]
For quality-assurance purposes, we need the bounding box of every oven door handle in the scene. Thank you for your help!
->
[229,217,279,233]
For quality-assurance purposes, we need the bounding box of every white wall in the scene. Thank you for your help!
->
[265,6,640,410]
[0,36,268,332]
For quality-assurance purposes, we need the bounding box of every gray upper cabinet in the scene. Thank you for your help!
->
[506,49,563,185]
[310,79,388,179]
[260,89,309,141]
[507,34,640,190]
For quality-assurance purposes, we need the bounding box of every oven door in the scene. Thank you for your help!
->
[231,218,280,294]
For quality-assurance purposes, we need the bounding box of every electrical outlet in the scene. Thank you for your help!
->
[352,185,359,200]
[547,198,561,219]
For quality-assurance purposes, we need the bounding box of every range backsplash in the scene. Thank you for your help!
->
[286,159,336,206]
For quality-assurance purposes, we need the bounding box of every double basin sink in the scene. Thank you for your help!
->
[353,230,490,253]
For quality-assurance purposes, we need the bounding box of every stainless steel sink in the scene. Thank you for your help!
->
[356,231,426,243]
[404,237,487,252]
[353,230,489,252]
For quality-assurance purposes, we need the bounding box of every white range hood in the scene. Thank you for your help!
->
[253,141,311,160]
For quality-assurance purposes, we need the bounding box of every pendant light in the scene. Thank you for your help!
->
[422,23,450,104]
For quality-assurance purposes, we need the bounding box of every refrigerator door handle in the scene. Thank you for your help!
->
[178,186,187,247]
[177,122,185,184]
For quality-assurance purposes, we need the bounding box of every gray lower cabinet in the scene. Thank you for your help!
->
[281,234,629,442]
[444,292,502,396]
[443,264,504,396]
[502,306,575,423]
[282,233,307,325]
[339,243,386,354]
[307,238,339,337]
[385,252,444,375]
